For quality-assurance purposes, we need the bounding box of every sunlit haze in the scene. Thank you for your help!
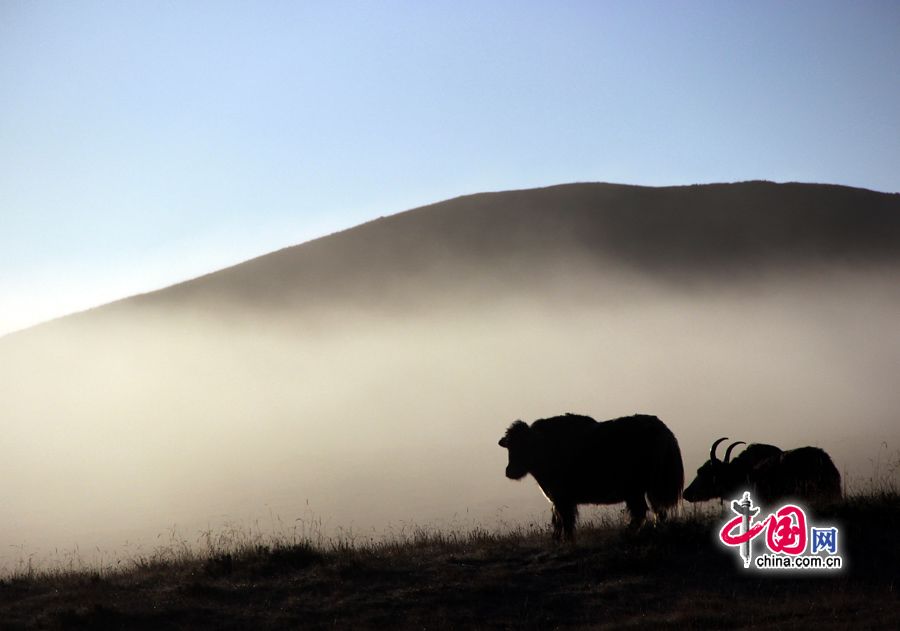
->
[1,3,899,575]
[2,1,899,335]
[2,180,900,568]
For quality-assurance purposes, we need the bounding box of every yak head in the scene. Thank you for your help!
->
[498,420,535,480]
[683,437,745,502]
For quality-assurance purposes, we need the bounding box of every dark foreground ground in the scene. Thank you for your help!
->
[1,493,898,630]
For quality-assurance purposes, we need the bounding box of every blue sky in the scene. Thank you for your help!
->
[2,1,898,335]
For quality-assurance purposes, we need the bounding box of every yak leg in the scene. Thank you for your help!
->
[551,502,578,543]
[551,507,564,541]
[653,497,672,524]
[625,494,648,531]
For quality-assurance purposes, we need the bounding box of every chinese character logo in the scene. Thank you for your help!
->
[718,492,841,571]
[765,505,807,555]
[719,491,763,567]
[811,527,838,554]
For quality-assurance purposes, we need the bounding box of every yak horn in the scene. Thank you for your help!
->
[710,437,729,462]
[724,441,746,464]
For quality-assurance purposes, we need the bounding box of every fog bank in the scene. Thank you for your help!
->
[2,266,899,570]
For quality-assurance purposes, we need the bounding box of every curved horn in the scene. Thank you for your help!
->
[724,441,746,464]
[710,437,729,462]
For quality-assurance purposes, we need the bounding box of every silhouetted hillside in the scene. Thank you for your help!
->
[2,492,898,630]
[39,181,900,326]
[3,180,899,578]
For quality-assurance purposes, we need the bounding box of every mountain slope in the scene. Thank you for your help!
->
[4,181,899,336]
[98,180,900,317]
[2,180,899,561]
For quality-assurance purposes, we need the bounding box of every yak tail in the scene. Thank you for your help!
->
[647,424,685,514]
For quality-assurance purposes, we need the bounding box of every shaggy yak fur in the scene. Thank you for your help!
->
[498,413,684,541]
[683,437,842,506]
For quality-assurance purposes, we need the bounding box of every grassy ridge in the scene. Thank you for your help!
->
[1,492,898,630]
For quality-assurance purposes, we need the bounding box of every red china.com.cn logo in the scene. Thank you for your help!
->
[717,491,843,571]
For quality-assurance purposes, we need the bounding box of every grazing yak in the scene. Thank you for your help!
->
[683,437,842,506]
[498,413,684,541]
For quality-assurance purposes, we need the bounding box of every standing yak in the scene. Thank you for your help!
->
[683,438,782,503]
[683,437,842,506]
[498,413,684,541]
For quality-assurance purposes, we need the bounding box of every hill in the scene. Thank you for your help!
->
[1,492,898,630]
[9,180,900,332]
[2,180,899,583]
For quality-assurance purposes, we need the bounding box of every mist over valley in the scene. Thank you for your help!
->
[3,182,899,568]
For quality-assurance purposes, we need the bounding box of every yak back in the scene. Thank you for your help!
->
[730,443,783,476]
[752,446,842,505]
[527,413,681,506]
[529,413,663,458]
[529,413,599,447]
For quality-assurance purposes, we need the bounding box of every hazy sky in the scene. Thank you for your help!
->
[2,1,898,336]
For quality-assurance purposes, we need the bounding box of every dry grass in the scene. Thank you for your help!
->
[2,487,899,629]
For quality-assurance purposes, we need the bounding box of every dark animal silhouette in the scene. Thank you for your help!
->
[751,446,843,505]
[498,413,684,541]
[683,438,781,502]
[683,437,842,506]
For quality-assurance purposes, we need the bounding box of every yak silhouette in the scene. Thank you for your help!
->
[684,437,841,505]
[499,413,683,541]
